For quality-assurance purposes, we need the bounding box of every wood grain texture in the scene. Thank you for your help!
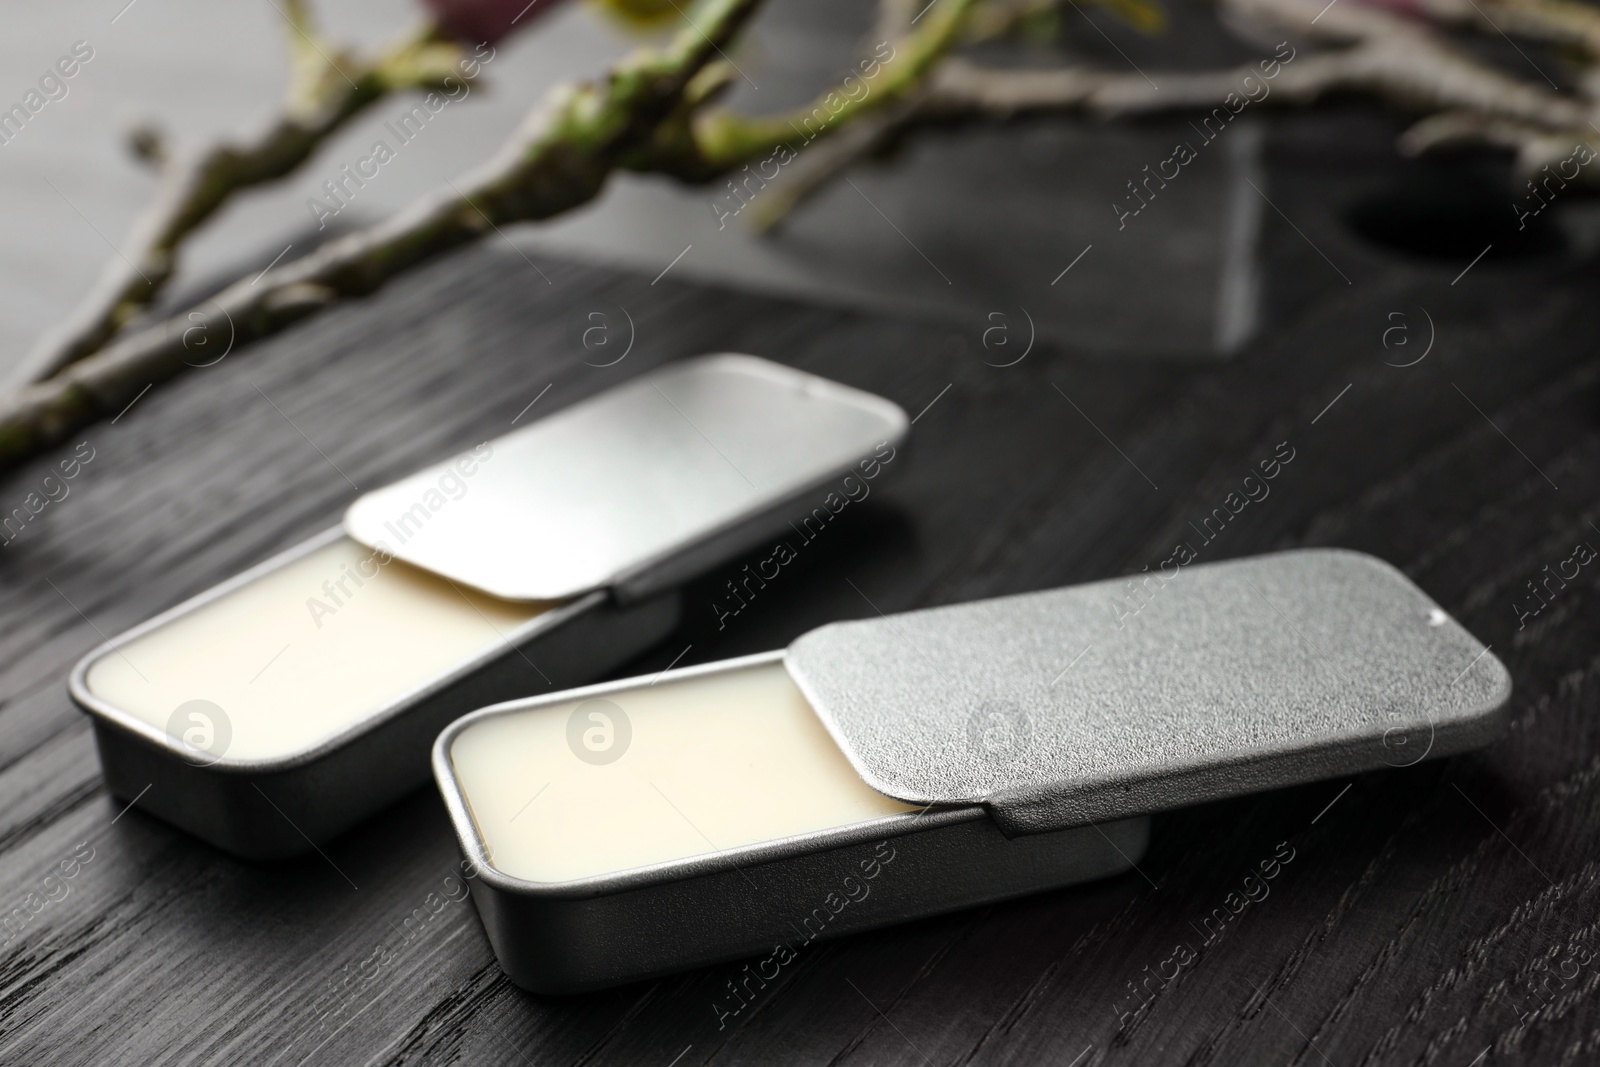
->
[1,112,1598,1066]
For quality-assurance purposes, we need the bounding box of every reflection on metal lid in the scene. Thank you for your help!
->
[344,354,908,602]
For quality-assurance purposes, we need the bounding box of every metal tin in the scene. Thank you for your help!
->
[787,548,1512,835]
[70,355,909,860]
[433,651,1152,994]
[435,550,1509,992]
[70,529,680,860]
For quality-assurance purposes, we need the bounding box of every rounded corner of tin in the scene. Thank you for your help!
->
[782,619,852,662]
[879,400,912,443]
[709,352,910,440]
[1482,647,1514,703]
[66,643,106,717]
[1464,653,1514,737]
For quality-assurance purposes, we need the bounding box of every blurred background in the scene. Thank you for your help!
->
[0,0,1327,370]
[11,0,1600,380]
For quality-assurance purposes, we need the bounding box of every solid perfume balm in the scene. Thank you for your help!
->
[71,354,910,858]
[435,549,1509,993]
[449,660,916,883]
[85,536,548,762]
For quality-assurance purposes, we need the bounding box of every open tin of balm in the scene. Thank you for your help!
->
[69,354,908,860]
[435,548,1511,993]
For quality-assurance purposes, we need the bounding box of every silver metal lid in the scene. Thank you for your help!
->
[785,549,1511,835]
[344,354,907,602]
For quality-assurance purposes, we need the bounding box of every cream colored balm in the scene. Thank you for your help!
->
[71,356,913,861]
[449,661,915,883]
[86,535,550,762]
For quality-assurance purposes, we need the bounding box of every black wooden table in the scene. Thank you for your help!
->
[2,111,1597,1066]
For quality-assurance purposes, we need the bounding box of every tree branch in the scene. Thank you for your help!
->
[687,0,978,171]
[916,42,1592,130]
[8,16,470,389]
[6,0,1600,476]
[0,0,766,465]
[746,0,1598,230]
[743,98,923,232]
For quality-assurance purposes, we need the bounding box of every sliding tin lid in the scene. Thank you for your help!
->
[785,549,1512,836]
[343,354,907,602]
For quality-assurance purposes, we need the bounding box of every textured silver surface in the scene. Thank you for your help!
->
[786,549,1512,835]
[345,354,907,602]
